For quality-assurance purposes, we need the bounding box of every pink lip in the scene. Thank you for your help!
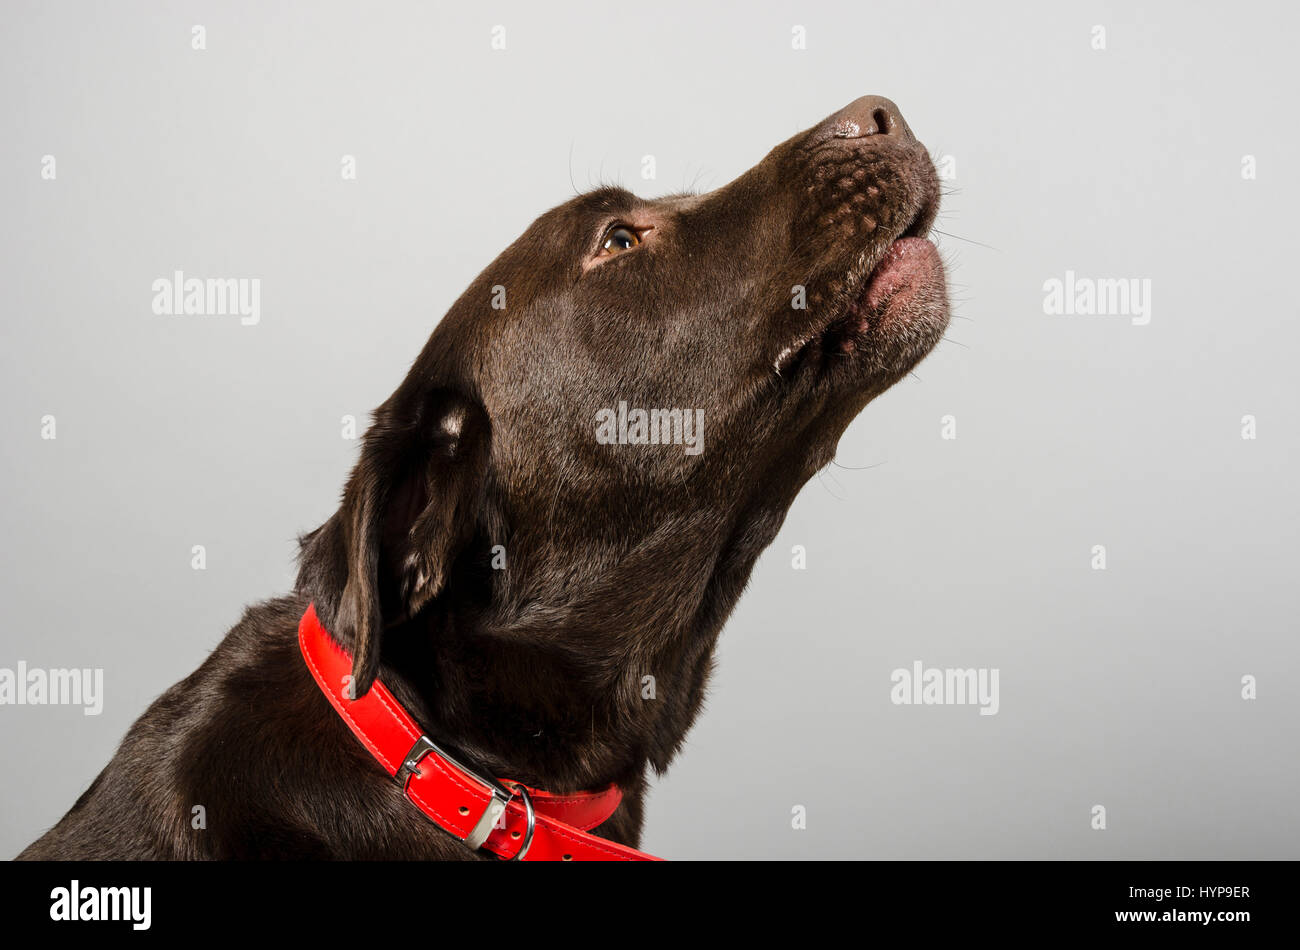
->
[863,237,940,312]
[776,235,945,368]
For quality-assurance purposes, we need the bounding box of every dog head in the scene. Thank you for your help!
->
[298,96,949,770]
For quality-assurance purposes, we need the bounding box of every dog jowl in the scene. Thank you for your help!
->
[21,96,949,859]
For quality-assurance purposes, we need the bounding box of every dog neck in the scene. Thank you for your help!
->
[368,503,787,798]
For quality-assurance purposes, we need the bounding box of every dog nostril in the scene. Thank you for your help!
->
[822,96,913,144]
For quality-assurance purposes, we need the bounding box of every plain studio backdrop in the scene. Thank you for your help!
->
[1,0,1296,860]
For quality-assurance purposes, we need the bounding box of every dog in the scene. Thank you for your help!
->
[19,95,949,859]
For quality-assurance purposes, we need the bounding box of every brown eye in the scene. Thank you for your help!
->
[601,225,641,255]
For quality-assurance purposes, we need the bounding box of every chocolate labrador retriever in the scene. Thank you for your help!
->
[19,95,948,859]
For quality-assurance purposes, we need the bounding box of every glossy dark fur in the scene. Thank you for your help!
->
[20,96,948,859]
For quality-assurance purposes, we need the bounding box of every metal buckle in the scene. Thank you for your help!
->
[394,735,515,851]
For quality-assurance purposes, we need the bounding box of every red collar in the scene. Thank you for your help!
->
[298,604,661,861]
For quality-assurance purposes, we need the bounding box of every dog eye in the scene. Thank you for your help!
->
[600,225,641,256]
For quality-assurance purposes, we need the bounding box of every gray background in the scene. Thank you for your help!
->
[2,0,1296,859]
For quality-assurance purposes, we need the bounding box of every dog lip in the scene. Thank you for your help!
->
[773,232,928,376]
[859,236,938,311]
[809,233,942,361]
[773,187,941,377]
[831,193,940,322]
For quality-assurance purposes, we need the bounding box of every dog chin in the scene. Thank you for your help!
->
[824,236,949,380]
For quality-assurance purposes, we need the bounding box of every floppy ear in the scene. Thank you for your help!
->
[297,389,490,697]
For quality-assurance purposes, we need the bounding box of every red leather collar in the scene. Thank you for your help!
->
[299,604,661,861]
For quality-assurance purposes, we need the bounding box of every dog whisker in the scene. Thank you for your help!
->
[830,458,887,471]
[816,469,847,501]
[930,228,998,252]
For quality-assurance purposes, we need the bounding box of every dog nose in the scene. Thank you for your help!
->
[819,95,915,144]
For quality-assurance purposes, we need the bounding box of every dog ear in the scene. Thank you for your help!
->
[297,389,490,697]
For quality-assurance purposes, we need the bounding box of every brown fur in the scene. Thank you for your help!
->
[19,96,948,859]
